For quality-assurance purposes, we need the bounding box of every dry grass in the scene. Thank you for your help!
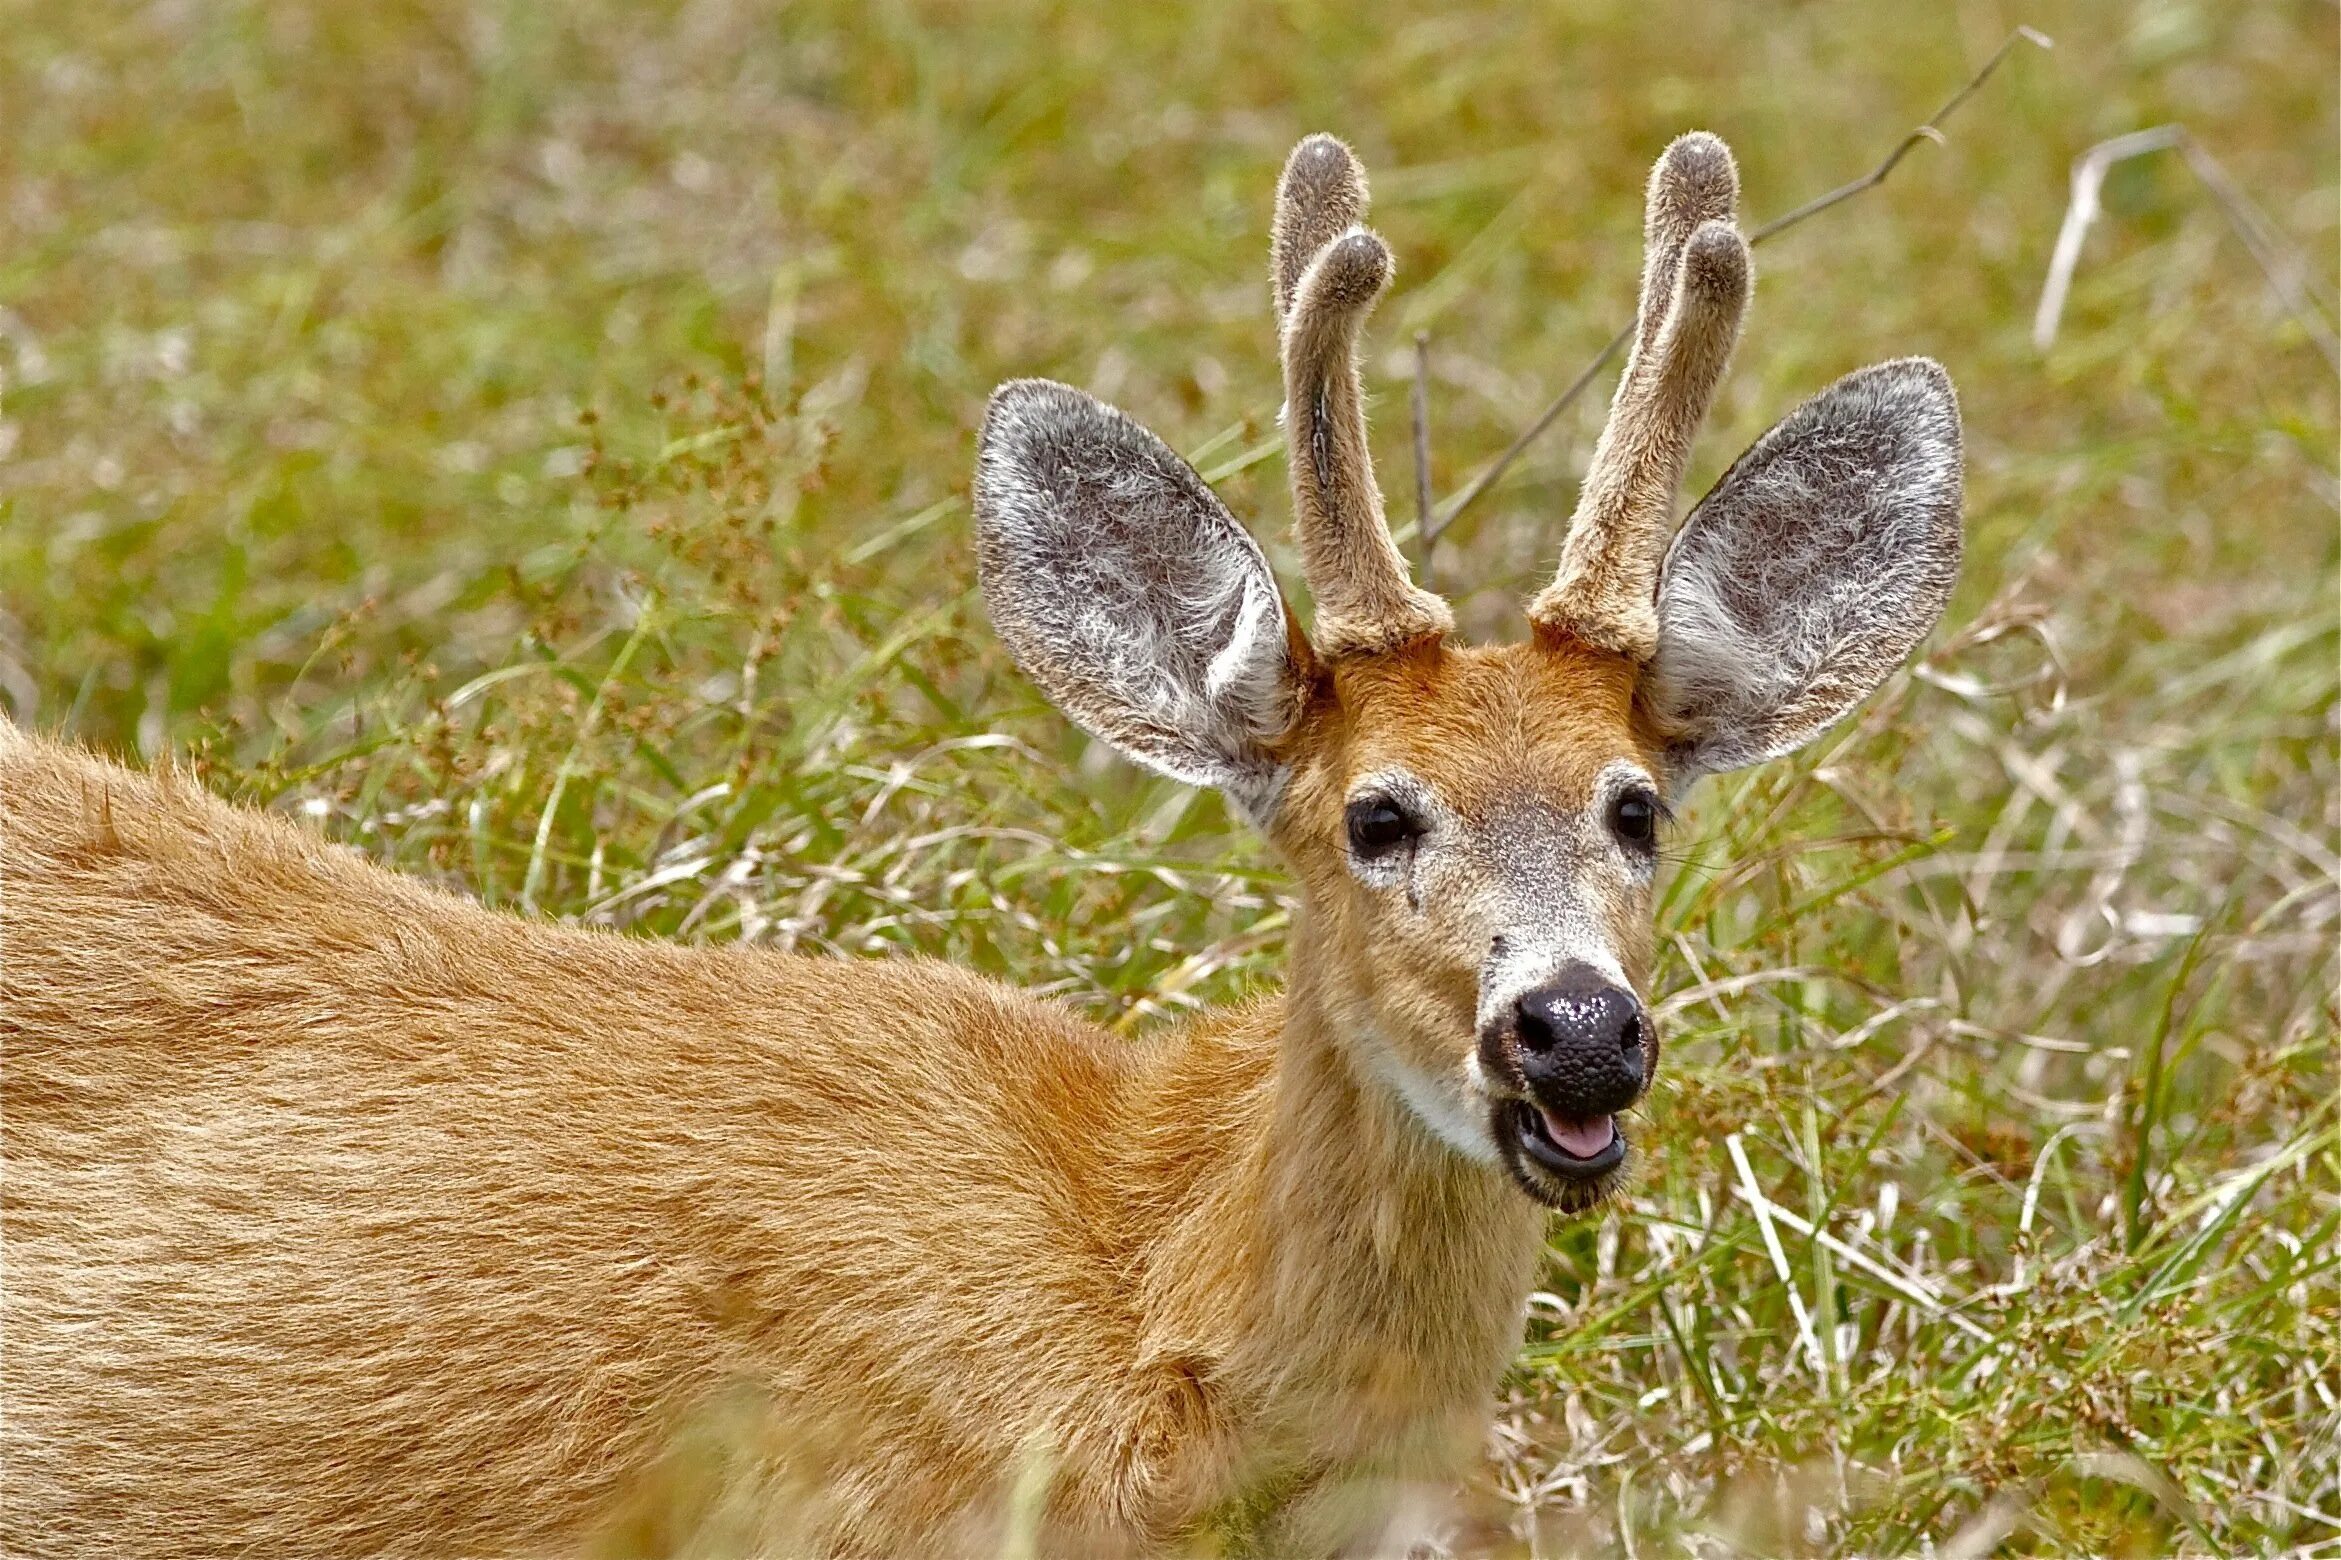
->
[3,0,2334,1553]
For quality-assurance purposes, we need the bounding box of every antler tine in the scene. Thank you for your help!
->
[1272,134,1369,325]
[1527,132,1752,662]
[1273,135,1452,657]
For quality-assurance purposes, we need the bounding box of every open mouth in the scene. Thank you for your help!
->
[1508,1100,1626,1180]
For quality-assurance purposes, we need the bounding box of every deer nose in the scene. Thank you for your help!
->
[1510,963,1648,1114]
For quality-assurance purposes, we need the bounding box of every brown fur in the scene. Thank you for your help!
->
[1269,134,1369,324]
[1272,137,1451,659]
[0,655,1637,1556]
[1277,641,1664,1075]
[1528,132,1752,659]
[3,127,1962,1558]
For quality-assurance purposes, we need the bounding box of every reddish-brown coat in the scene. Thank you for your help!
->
[1,698,1621,1555]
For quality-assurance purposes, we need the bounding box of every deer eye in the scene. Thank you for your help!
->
[1345,795,1420,858]
[1609,790,1659,851]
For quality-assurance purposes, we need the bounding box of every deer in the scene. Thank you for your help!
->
[0,131,1961,1558]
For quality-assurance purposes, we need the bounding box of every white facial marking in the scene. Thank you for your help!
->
[1469,757,1654,1030]
[1336,760,1663,1159]
[1360,1027,1500,1164]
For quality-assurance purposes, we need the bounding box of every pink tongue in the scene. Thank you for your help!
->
[1539,1110,1615,1159]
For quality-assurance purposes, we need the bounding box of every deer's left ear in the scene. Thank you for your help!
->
[1644,358,1962,780]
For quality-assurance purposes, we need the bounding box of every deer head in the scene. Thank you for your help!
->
[974,133,1961,1212]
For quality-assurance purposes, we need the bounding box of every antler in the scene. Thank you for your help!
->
[1272,135,1451,658]
[1526,132,1752,661]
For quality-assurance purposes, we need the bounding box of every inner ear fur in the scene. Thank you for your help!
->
[972,378,1309,823]
[1642,357,1963,778]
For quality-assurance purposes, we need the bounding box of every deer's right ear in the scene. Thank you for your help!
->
[974,379,1309,823]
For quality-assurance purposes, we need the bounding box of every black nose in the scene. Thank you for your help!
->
[1511,963,1648,1115]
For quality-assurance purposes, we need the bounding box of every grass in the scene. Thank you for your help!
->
[3,0,2335,1553]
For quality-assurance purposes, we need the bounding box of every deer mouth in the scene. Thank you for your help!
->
[1514,1102,1625,1176]
[1494,1100,1628,1208]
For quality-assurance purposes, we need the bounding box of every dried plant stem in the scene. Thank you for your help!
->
[1426,325,1627,552]
[2033,124,2340,373]
[1429,24,2053,541]
[1410,331,1436,586]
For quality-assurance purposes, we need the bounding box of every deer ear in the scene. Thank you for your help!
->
[974,379,1307,823]
[1645,358,1962,780]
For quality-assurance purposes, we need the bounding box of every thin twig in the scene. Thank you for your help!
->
[2181,138,2340,323]
[2033,126,2184,352]
[1410,331,1436,587]
[2034,124,2340,373]
[1747,25,2054,242]
[1432,24,2053,537]
[1424,325,1627,552]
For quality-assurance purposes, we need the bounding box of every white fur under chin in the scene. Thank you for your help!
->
[1357,1030,1501,1166]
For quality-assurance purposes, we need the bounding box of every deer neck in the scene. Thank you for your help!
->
[1132,930,1546,1500]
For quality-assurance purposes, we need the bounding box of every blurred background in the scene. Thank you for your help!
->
[3,1,2333,1554]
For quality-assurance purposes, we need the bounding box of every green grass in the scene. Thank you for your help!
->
[3,0,2334,1553]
